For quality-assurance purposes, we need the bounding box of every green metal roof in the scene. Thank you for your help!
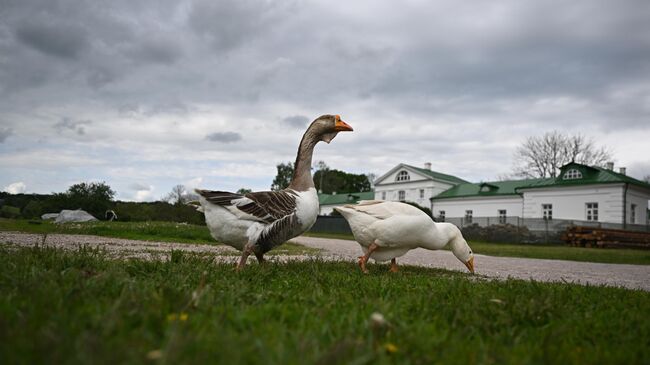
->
[432,179,547,200]
[517,163,650,191]
[432,162,650,200]
[318,191,375,205]
[403,164,469,184]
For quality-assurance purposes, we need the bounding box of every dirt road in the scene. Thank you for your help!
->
[2,231,649,291]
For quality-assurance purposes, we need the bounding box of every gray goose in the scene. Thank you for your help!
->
[196,115,353,269]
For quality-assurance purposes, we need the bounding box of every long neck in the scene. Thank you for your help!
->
[288,129,318,191]
[420,222,455,250]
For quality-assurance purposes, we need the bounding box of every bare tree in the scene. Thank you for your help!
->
[365,173,377,188]
[513,131,612,178]
[164,184,198,205]
[643,175,650,184]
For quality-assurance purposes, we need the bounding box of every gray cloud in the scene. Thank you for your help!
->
[53,118,92,135]
[0,128,13,143]
[282,115,309,128]
[129,182,152,191]
[205,132,242,143]
[15,23,88,59]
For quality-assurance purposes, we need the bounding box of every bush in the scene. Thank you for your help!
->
[22,200,43,219]
[0,205,21,219]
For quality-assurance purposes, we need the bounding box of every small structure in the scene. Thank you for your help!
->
[52,209,99,223]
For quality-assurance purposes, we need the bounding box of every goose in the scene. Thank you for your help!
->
[196,115,353,270]
[334,200,475,274]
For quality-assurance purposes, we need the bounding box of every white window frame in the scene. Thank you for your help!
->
[398,190,405,201]
[586,202,598,221]
[396,171,410,182]
[563,169,583,180]
[465,210,473,224]
[498,209,507,224]
[542,204,552,220]
[381,191,386,200]
[438,210,445,222]
[631,204,637,224]
[419,189,424,199]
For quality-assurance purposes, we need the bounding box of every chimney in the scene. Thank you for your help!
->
[424,162,432,170]
[606,162,614,170]
[619,167,626,175]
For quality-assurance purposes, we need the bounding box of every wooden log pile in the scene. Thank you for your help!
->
[562,226,650,249]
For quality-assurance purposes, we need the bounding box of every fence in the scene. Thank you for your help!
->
[309,215,650,244]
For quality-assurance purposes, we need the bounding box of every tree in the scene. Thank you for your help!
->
[164,185,198,205]
[271,162,294,191]
[644,175,650,184]
[49,182,116,218]
[365,173,377,188]
[512,131,612,178]
[237,188,252,194]
[313,169,371,194]
[314,161,329,193]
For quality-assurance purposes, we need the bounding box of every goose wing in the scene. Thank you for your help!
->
[343,200,424,220]
[196,189,297,224]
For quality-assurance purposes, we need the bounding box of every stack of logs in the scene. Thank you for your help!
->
[562,226,650,249]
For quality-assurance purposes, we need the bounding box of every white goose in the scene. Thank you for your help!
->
[335,200,475,274]
[196,115,353,270]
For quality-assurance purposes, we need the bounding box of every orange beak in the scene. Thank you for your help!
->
[464,257,475,274]
[334,115,354,131]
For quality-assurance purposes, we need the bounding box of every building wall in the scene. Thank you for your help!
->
[431,196,523,218]
[626,185,650,225]
[374,179,454,207]
[521,184,625,223]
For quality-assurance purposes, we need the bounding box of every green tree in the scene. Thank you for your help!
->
[271,162,294,191]
[237,188,252,195]
[314,169,371,194]
[50,182,116,219]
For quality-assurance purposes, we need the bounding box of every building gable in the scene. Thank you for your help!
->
[374,163,467,186]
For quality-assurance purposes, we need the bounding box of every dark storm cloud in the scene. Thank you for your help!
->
[205,132,242,143]
[54,118,92,136]
[15,23,88,59]
[282,115,309,129]
[0,128,13,143]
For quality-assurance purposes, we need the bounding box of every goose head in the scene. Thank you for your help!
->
[308,114,353,144]
[444,224,475,273]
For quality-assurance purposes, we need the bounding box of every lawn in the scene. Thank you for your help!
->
[0,246,648,364]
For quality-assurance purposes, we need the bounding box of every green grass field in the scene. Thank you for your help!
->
[0,246,648,364]
[2,218,650,264]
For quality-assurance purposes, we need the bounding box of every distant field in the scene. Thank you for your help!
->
[2,219,650,265]
[0,246,648,364]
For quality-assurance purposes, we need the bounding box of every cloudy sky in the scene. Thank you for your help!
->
[1,0,649,201]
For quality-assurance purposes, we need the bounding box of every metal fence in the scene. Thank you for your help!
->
[444,216,650,233]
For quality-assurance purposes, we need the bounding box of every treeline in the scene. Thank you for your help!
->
[0,182,205,225]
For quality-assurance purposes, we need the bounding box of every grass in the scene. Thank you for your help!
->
[305,231,650,266]
[0,219,319,256]
[0,246,648,364]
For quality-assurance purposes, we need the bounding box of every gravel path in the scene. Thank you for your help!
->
[2,231,649,291]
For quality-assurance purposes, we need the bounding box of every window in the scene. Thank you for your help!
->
[480,185,490,192]
[381,191,386,200]
[563,169,583,180]
[438,210,445,222]
[542,204,552,220]
[498,209,507,224]
[419,189,425,199]
[586,202,598,221]
[398,190,405,201]
[465,210,473,224]
[396,171,410,181]
[631,204,637,224]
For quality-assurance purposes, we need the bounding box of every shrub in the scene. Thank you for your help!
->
[0,205,21,219]
[461,223,532,243]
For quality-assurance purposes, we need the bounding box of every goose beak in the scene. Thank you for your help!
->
[334,115,354,131]
[464,257,475,274]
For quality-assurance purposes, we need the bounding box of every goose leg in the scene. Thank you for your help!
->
[254,252,267,264]
[236,244,254,271]
[389,258,398,273]
[358,242,379,274]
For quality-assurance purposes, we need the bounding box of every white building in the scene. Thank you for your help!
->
[373,163,468,208]
[430,162,650,227]
[375,162,650,228]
